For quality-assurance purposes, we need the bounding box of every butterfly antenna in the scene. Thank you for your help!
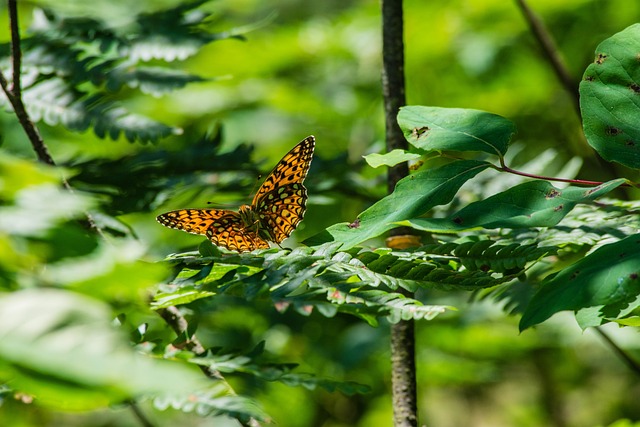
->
[249,173,263,197]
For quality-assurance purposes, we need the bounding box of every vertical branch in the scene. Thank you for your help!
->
[381,1,418,426]
[382,0,409,194]
[513,0,580,116]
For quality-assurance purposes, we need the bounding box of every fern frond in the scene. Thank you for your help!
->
[154,240,549,324]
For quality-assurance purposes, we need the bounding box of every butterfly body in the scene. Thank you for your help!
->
[157,136,315,252]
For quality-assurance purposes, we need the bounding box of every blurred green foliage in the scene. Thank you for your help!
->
[0,1,639,427]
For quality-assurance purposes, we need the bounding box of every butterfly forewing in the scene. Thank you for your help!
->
[252,136,315,204]
[253,136,315,242]
[157,136,315,253]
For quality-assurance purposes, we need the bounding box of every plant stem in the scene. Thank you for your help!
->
[593,327,640,377]
[129,401,156,427]
[156,305,262,427]
[157,305,224,380]
[381,0,419,426]
[514,0,579,116]
[0,0,106,237]
[0,0,53,165]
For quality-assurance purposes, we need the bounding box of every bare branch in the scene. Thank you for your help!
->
[593,327,640,377]
[8,0,21,95]
[381,1,419,426]
[514,0,580,116]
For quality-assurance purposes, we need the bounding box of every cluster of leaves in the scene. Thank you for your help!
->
[0,1,241,143]
[154,239,542,326]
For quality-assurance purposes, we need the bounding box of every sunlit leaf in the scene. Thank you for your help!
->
[363,149,422,168]
[403,179,627,232]
[305,160,490,250]
[0,289,205,411]
[579,23,640,169]
[397,106,516,157]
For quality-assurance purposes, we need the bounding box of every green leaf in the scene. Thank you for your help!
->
[404,179,627,232]
[397,106,516,157]
[0,153,61,200]
[106,66,209,96]
[0,289,204,411]
[153,385,269,423]
[0,184,94,237]
[579,23,640,169]
[519,234,640,330]
[363,149,422,168]
[304,160,491,250]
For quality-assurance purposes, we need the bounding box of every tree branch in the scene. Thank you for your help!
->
[8,0,21,96]
[514,0,580,116]
[0,0,53,165]
[156,305,262,427]
[0,0,106,238]
[381,1,419,426]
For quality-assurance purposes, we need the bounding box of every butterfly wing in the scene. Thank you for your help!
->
[156,209,269,252]
[252,136,315,243]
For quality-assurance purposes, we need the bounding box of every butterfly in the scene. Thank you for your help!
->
[157,136,315,252]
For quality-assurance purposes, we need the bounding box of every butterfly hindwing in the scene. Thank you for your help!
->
[256,183,307,243]
[156,209,236,235]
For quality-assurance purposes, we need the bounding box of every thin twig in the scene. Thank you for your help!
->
[1,0,52,165]
[0,0,106,238]
[128,401,156,427]
[593,327,640,377]
[8,0,21,95]
[514,0,580,116]
[156,305,262,427]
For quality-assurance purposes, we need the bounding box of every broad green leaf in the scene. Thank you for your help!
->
[397,106,516,157]
[579,24,640,169]
[403,179,627,232]
[304,160,491,250]
[363,149,422,168]
[41,240,166,303]
[0,184,94,237]
[0,153,61,200]
[519,234,640,330]
[0,289,204,410]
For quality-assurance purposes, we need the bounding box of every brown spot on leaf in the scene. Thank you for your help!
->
[630,273,638,280]
[631,83,640,93]
[553,204,564,212]
[605,126,622,136]
[625,140,636,146]
[570,270,581,280]
[584,75,595,82]
[596,53,607,64]
[453,216,463,225]
[409,160,424,171]
[546,189,561,199]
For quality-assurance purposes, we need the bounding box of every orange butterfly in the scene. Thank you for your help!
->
[157,136,315,252]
